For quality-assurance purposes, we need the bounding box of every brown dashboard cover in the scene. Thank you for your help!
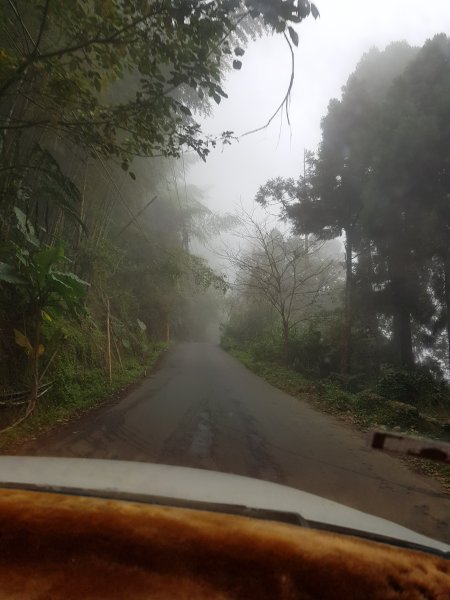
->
[0,488,448,599]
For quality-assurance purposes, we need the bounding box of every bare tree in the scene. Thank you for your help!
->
[223,210,336,353]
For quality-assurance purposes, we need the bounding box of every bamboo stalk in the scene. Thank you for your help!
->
[78,159,88,246]
[112,332,123,370]
[106,294,112,385]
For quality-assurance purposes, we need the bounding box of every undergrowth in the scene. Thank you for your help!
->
[0,339,167,453]
[228,346,450,487]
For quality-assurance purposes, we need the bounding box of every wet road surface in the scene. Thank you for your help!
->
[22,342,450,542]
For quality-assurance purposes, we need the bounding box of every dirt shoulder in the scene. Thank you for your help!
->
[227,348,450,491]
[0,346,168,456]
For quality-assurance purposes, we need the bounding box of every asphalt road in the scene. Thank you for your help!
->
[25,342,449,542]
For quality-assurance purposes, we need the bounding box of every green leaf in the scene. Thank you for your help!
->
[44,304,64,319]
[137,318,147,332]
[14,207,39,247]
[14,329,33,356]
[62,271,90,289]
[311,3,320,19]
[0,262,26,284]
[51,271,89,298]
[288,26,299,47]
[179,104,192,116]
[27,144,83,231]
[47,275,71,297]
[33,246,64,274]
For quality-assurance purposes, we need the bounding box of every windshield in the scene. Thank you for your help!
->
[0,0,449,547]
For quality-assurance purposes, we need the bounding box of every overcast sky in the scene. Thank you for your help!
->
[187,0,450,219]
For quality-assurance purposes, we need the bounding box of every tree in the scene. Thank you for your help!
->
[257,42,422,371]
[0,0,318,164]
[257,139,363,372]
[224,210,334,355]
[0,1,322,429]
[0,0,320,259]
[364,35,450,370]
[0,208,88,427]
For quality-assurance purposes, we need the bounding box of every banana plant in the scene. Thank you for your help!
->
[0,208,89,429]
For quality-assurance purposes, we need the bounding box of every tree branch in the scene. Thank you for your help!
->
[240,32,294,138]
[32,0,51,57]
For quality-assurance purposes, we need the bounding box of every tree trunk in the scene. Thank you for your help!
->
[341,229,353,374]
[357,242,381,374]
[0,75,29,221]
[444,255,450,372]
[282,321,289,343]
[392,304,414,367]
[281,317,290,364]
[0,311,41,433]
[28,314,42,416]
[105,295,112,385]
[77,160,88,247]
[389,242,414,367]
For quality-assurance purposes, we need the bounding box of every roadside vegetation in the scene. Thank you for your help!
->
[225,343,450,488]
[225,345,450,440]
[222,38,450,461]
[0,1,318,437]
[0,341,167,452]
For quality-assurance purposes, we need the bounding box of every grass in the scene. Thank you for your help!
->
[0,342,168,453]
[228,347,450,489]
[404,457,450,493]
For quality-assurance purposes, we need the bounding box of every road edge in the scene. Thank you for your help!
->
[1,345,170,456]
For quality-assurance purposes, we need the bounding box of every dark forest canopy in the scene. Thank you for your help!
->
[255,36,450,377]
[0,0,318,162]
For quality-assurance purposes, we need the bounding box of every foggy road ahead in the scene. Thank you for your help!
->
[26,342,449,542]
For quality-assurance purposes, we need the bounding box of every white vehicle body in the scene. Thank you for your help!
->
[0,456,447,555]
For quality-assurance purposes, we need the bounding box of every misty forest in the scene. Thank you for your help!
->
[0,0,449,454]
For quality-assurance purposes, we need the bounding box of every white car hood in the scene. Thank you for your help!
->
[0,456,447,554]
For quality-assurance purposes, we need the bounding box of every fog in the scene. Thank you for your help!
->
[184,0,450,354]
[188,0,450,221]
[1,1,450,540]
[1,0,449,440]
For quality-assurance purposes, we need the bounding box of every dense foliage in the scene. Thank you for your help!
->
[0,0,318,430]
[224,38,450,415]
